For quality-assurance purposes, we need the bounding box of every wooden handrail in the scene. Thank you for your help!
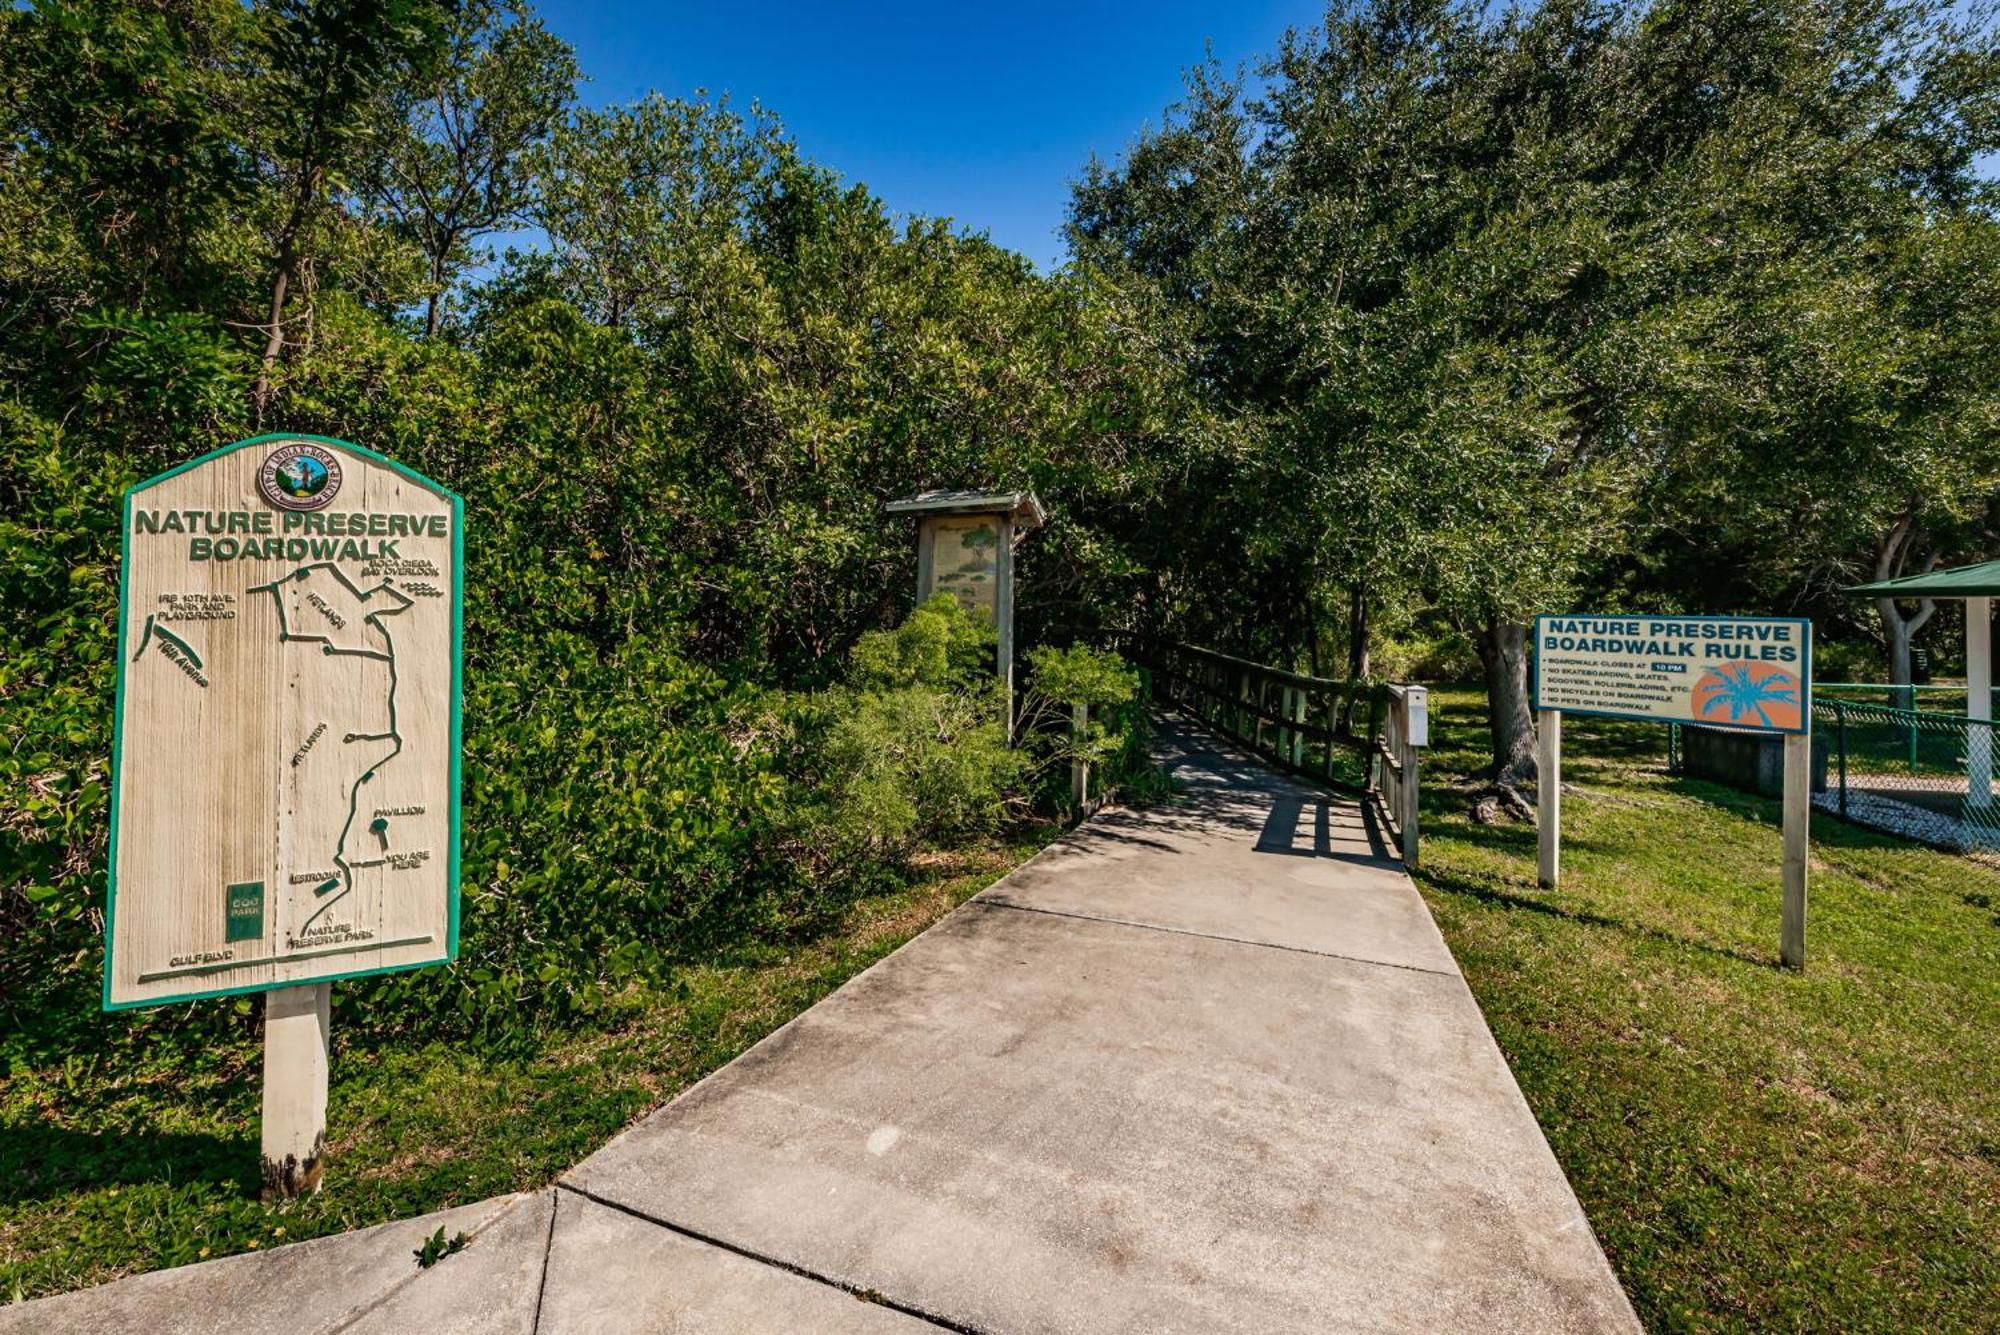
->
[1127,638,1426,865]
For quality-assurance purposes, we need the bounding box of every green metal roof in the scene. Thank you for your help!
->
[1848,559,2000,598]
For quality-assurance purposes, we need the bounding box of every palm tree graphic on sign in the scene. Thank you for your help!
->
[1692,662,1803,730]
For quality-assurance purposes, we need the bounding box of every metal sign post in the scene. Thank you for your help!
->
[106,434,463,1196]
[1532,614,1813,968]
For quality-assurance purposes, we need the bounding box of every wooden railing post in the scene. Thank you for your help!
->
[1291,687,1306,768]
[1324,689,1340,780]
[1402,745,1420,867]
[1367,689,1383,792]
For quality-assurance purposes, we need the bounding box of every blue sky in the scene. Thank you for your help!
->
[532,2,1329,270]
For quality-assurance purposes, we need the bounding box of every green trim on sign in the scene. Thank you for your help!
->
[103,434,465,1011]
[102,479,133,1013]
[123,431,456,501]
[448,489,464,965]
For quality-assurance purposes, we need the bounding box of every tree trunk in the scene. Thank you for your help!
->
[253,173,319,417]
[1346,585,1370,683]
[1879,598,1913,678]
[251,259,293,420]
[1477,618,1537,787]
[424,240,453,338]
[1871,510,1936,710]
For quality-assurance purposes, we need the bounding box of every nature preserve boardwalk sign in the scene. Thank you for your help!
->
[1532,611,1814,971]
[1534,614,1811,733]
[106,434,461,1009]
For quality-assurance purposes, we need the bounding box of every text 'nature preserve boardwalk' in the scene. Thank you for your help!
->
[10,714,1638,1334]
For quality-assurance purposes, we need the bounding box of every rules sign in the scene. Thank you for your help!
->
[105,434,462,1009]
[1533,614,1811,734]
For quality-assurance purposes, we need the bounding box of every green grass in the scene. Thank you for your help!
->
[1414,687,1999,1333]
[0,837,1050,1300]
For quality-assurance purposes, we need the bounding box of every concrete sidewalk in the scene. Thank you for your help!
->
[9,714,1638,1333]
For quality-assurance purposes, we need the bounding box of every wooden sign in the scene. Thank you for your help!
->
[105,434,461,1009]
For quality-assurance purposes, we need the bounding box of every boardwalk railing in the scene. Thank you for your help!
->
[1375,685,1427,867]
[1143,641,1427,864]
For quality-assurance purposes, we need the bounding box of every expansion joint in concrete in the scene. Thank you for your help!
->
[529,1186,560,1334]
[552,1183,983,1334]
[971,898,1460,979]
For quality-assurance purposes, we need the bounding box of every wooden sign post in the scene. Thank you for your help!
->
[1532,614,1813,968]
[1537,707,1561,889]
[106,434,462,1197]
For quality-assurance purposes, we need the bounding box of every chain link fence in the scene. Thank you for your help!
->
[1814,693,2000,850]
[1667,682,2000,851]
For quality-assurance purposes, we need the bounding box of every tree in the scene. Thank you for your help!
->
[1071,0,1651,786]
[1618,0,2000,686]
[0,0,259,323]
[365,0,575,336]
[532,93,780,329]
[1070,0,2000,792]
[246,0,449,410]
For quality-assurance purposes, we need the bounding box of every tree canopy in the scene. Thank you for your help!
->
[4,0,1999,1014]
[1070,0,2000,781]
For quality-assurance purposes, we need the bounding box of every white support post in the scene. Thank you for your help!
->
[1781,730,1811,970]
[261,982,330,1200]
[995,515,1017,740]
[1537,709,1562,889]
[1969,597,1992,811]
[1070,702,1089,810]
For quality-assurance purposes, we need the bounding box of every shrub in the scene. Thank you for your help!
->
[803,595,1024,863]
[1019,643,1168,807]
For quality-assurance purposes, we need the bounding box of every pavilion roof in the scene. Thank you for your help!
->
[1849,559,2000,599]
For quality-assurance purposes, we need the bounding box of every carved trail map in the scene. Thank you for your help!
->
[106,435,461,1008]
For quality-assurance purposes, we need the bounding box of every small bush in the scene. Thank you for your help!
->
[1019,643,1169,808]
[803,595,1024,863]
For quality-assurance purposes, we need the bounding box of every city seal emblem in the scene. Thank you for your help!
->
[257,441,342,511]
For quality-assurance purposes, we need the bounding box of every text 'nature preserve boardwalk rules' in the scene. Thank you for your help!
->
[105,436,461,1009]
